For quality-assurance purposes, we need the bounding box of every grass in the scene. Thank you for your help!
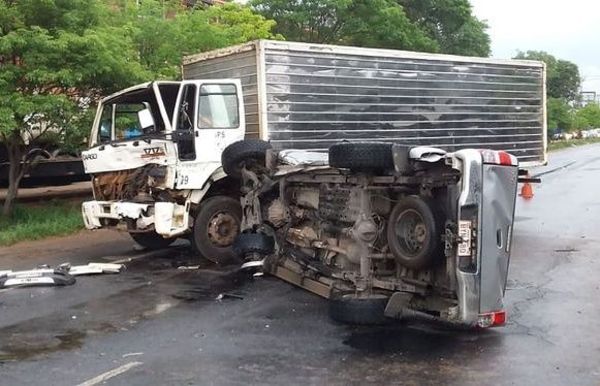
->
[548,137,600,152]
[0,199,84,246]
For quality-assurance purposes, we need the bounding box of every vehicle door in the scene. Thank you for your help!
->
[172,80,245,189]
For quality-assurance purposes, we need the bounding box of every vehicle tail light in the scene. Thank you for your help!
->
[479,150,518,166]
[477,310,506,328]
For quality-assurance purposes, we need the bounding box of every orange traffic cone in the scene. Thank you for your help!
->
[519,172,534,199]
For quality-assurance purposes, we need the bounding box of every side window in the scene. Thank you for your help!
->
[198,84,239,129]
[98,105,113,143]
[114,104,146,141]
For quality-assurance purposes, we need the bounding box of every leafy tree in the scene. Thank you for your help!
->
[398,0,490,56]
[546,98,572,134]
[514,51,581,102]
[111,1,279,79]
[0,0,148,217]
[575,103,600,129]
[250,0,437,51]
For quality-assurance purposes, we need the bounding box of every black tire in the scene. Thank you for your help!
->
[221,139,272,177]
[328,142,394,171]
[232,233,275,258]
[329,292,390,325]
[191,196,242,265]
[129,231,176,250]
[386,195,441,270]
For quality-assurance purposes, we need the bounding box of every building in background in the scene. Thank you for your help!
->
[581,91,599,106]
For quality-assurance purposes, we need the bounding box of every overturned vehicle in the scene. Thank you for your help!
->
[225,140,518,328]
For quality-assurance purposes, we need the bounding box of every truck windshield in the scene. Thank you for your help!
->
[198,84,239,129]
[97,103,158,143]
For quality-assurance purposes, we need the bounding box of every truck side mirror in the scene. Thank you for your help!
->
[138,108,155,131]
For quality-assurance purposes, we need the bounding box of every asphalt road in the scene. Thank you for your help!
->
[1,144,600,385]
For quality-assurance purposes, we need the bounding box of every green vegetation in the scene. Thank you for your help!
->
[250,0,490,56]
[548,137,600,152]
[513,51,598,137]
[0,200,84,246]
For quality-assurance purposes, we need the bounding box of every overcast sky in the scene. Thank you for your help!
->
[470,0,600,93]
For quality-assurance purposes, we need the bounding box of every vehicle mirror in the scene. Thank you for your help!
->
[138,108,155,130]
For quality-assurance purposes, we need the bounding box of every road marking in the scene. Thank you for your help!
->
[76,361,143,386]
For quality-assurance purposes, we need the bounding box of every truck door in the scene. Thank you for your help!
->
[194,81,245,163]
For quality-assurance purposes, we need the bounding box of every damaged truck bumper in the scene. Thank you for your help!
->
[81,200,190,238]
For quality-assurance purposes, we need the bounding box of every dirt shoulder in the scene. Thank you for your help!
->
[0,229,134,271]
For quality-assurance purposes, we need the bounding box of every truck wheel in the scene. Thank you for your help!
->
[232,232,275,258]
[191,196,242,265]
[221,139,272,177]
[329,292,390,325]
[328,142,394,171]
[129,231,176,250]
[387,196,440,270]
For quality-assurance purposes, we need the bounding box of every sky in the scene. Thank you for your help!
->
[469,0,600,94]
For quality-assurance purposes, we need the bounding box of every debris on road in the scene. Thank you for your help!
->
[63,262,125,276]
[177,265,201,270]
[0,262,124,289]
[0,266,75,288]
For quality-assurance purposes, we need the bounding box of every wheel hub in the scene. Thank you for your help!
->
[396,209,427,256]
[207,212,239,247]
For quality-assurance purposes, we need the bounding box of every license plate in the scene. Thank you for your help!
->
[458,220,472,256]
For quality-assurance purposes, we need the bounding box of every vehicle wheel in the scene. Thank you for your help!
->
[221,139,272,178]
[329,292,390,325]
[191,196,242,265]
[232,232,275,258]
[328,142,394,171]
[387,195,441,270]
[129,231,176,250]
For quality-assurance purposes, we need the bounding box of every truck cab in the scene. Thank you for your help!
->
[81,80,247,263]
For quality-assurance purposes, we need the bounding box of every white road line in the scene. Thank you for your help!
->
[76,361,143,386]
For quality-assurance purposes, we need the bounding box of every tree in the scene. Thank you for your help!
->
[398,0,491,57]
[0,0,148,217]
[250,0,438,52]
[514,51,581,102]
[546,98,572,134]
[110,1,279,79]
[575,103,600,129]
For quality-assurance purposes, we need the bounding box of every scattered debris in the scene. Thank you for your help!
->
[0,266,75,288]
[122,352,144,358]
[177,265,201,270]
[0,262,125,289]
[554,248,578,253]
[215,292,244,301]
[63,263,125,276]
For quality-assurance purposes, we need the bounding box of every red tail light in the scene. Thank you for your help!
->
[480,150,518,166]
[477,310,506,328]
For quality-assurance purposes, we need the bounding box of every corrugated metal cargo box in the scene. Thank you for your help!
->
[183,40,547,166]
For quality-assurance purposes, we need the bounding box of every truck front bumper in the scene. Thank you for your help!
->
[81,200,190,237]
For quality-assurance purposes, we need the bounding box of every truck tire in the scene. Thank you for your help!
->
[191,196,242,265]
[328,142,394,171]
[386,196,441,270]
[232,232,275,258]
[221,139,272,177]
[129,231,176,250]
[329,292,390,325]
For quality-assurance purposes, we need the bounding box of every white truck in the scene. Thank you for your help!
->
[81,40,546,268]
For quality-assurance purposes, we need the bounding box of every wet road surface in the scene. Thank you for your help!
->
[1,144,600,385]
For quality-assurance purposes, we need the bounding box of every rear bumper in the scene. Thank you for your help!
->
[81,200,190,237]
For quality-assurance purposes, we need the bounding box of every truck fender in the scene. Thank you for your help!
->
[188,167,230,204]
